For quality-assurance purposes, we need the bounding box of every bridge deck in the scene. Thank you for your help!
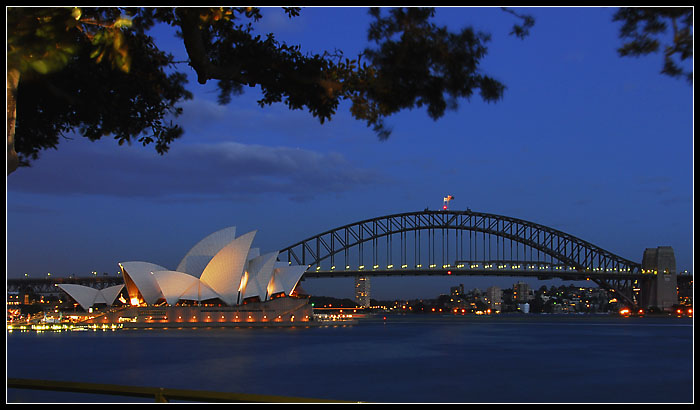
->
[303,267,663,281]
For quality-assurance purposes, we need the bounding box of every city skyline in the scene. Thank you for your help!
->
[6,7,693,300]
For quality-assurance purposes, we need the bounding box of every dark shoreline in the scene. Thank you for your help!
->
[360,312,693,324]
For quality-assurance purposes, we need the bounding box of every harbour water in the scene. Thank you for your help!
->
[6,315,694,403]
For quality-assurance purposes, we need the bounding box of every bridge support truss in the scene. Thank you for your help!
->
[278,210,658,309]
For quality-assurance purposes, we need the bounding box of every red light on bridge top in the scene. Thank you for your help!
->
[447,271,452,275]
[443,205,447,210]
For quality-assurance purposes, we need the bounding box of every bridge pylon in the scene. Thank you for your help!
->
[638,246,678,311]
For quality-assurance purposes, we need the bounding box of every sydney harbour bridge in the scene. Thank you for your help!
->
[278,209,687,310]
[9,209,690,311]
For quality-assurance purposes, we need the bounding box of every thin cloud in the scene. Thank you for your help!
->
[7,139,384,202]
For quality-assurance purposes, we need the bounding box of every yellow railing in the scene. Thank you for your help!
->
[7,378,359,403]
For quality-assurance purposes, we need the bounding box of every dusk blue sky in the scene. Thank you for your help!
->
[6,7,693,300]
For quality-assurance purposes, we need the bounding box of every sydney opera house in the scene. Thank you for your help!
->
[57,227,313,327]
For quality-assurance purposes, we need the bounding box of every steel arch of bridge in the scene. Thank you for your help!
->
[279,210,643,306]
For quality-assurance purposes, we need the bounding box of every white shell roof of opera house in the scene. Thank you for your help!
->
[60,227,307,309]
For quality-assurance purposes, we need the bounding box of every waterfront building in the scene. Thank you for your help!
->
[450,284,464,297]
[114,227,308,307]
[54,227,313,327]
[355,276,371,307]
[485,286,502,312]
[518,302,530,314]
[513,281,531,303]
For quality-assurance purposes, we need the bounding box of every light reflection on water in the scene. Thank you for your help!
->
[7,315,693,403]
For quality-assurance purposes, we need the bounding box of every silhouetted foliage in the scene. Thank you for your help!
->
[613,7,693,83]
[14,19,191,164]
[10,7,690,175]
[8,7,537,173]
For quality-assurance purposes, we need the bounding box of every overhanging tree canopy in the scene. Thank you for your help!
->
[7,6,536,175]
[7,7,691,176]
[613,7,693,84]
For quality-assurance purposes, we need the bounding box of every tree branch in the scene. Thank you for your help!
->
[175,8,249,85]
[7,68,20,175]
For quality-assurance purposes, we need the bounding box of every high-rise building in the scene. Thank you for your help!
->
[513,281,530,303]
[355,276,371,307]
[486,286,502,312]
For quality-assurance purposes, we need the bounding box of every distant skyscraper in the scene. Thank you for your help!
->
[513,281,530,303]
[486,286,502,312]
[355,276,371,307]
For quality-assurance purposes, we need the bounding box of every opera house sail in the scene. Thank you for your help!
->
[56,284,125,311]
[56,227,313,327]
